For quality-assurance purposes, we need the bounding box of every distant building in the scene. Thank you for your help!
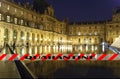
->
[0,0,119,54]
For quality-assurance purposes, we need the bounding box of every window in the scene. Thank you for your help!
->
[20,19,24,25]
[7,16,10,22]
[15,8,17,13]
[7,5,10,10]
[0,2,1,7]
[78,32,81,35]
[13,30,17,42]
[14,18,17,24]
[89,33,92,35]
[95,32,97,35]
[20,31,24,42]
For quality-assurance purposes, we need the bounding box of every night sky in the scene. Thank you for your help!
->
[15,0,120,22]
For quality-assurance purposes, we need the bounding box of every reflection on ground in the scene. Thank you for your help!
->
[0,61,21,78]
[25,61,120,78]
[0,46,119,78]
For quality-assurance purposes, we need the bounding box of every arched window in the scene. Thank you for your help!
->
[7,16,10,22]
[13,30,17,42]
[32,33,35,43]
[26,32,29,42]
[41,34,43,43]
[37,34,40,43]
[4,29,9,42]
[20,31,24,42]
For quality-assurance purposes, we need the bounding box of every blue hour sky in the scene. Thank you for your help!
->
[15,0,120,22]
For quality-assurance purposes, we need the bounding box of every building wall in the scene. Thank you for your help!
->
[0,0,119,54]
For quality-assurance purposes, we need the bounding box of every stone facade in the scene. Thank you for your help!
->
[0,0,119,54]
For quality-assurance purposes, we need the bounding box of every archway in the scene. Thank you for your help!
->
[20,31,24,42]
[4,28,9,43]
[13,30,17,42]
[32,33,35,43]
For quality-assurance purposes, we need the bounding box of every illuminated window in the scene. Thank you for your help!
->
[80,45,82,51]
[15,8,17,13]
[14,18,17,24]
[20,19,23,25]
[7,5,10,10]
[92,45,94,52]
[85,39,88,44]
[95,46,98,50]
[95,32,97,35]
[89,33,92,35]
[20,31,24,41]
[86,44,88,52]
[78,32,81,35]
[0,2,1,7]
[102,42,106,52]
[7,16,10,22]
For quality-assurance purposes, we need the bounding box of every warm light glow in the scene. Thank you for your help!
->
[35,47,37,54]
[48,46,51,52]
[45,39,47,41]
[56,45,58,52]
[80,45,82,51]
[22,48,25,55]
[86,39,88,44]
[78,32,81,35]
[86,45,88,52]
[102,42,105,52]
[48,39,50,42]
[21,37,25,40]
[29,37,32,40]
[29,47,32,55]
[115,37,118,41]
[92,45,94,52]
[53,45,55,53]
[14,36,16,39]
[4,36,6,38]
[92,40,94,43]
[95,46,98,50]
[35,38,37,41]
[44,46,47,53]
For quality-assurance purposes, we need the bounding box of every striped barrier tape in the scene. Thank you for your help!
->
[0,53,120,61]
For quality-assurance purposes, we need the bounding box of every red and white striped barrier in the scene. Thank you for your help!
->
[0,53,120,61]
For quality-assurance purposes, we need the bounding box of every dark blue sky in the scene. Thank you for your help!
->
[15,0,120,22]
[46,0,120,22]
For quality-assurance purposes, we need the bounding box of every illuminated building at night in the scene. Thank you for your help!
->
[0,0,119,54]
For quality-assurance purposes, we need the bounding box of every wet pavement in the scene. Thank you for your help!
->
[24,61,120,79]
[0,61,21,78]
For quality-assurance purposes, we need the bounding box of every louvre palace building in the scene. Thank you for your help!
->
[0,0,119,54]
